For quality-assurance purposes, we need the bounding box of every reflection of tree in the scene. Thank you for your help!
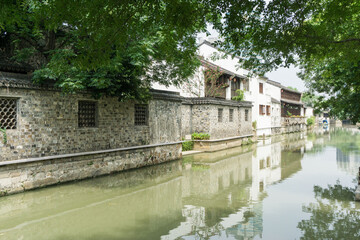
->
[298,182,360,240]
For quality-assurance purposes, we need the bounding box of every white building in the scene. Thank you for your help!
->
[152,40,288,136]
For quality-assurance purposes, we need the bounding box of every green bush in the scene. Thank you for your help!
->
[182,141,194,151]
[307,116,315,126]
[232,89,244,101]
[252,121,257,130]
[191,132,210,140]
[0,128,7,144]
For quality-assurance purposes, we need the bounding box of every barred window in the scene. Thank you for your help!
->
[0,98,17,129]
[245,109,249,121]
[78,101,97,128]
[135,104,148,126]
[218,108,223,122]
[229,109,234,122]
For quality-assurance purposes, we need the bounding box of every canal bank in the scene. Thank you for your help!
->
[0,128,359,239]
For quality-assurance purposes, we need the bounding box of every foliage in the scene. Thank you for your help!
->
[191,132,210,140]
[298,182,360,240]
[182,141,194,151]
[287,86,298,92]
[287,111,292,117]
[2,0,360,116]
[306,116,315,126]
[0,128,6,144]
[0,0,210,101]
[215,0,360,122]
[252,121,257,130]
[301,92,320,108]
[202,63,229,98]
[232,89,244,101]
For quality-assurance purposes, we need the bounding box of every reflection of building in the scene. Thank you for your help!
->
[336,149,360,175]
[0,133,307,240]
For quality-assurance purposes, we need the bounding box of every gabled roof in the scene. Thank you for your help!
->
[200,58,247,79]
[0,53,34,74]
[267,79,282,88]
[281,98,304,106]
[271,98,281,104]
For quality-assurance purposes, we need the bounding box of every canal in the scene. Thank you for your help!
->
[0,127,360,239]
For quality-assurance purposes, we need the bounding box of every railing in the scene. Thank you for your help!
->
[281,117,306,126]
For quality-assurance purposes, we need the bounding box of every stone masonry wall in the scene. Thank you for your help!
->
[184,98,253,140]
[180,104,192,138]
[0,143,181,195]
[0,88,182,162]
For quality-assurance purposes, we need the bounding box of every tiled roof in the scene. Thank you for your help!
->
[200,58,247,79]
[281,98,304,106]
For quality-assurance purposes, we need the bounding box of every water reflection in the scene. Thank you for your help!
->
[298,182,360,240]
[0,127,359,239]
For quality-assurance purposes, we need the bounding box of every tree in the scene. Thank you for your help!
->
[0,0,262,101]
[210,0,359,122]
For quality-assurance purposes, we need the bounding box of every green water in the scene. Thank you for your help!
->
[1,127,360,240]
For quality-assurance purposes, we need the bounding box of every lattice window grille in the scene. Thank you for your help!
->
[0,98,17,130]
[135,104,148,126]
[78,101,97,128]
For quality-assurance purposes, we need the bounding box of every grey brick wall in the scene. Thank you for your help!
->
[0,88,182,162]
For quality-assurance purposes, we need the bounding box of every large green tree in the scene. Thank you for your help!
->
[1,0,359,119]
[0,0,263,101]
[218,0,360,122]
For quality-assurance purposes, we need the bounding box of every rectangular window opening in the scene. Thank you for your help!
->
[245,109,249,121]
[218,108,223,123]
[135,104,148,126]
[229,109,234,122]
[259,83,263,94]
[78,101,97,128]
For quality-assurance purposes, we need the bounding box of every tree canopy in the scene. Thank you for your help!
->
[1,0,359,120]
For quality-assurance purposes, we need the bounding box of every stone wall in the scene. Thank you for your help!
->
[281,117,306,134]
[0,85,182,161]
[0,143,181,196]
[181,98,253,140]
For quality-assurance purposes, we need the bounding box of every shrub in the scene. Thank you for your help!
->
[182,141,194,151]
[252,121,257,130]
[307,116,315,126]
[232,89,244,101]
[191,132,210,140]
[287,111,292,117]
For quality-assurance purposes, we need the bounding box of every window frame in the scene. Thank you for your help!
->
[0,97,19,130]
[259,82,264,94]
[229,109,234,122]
[134,104,149,126]
[218,108,223,123]
[78,100,98,128]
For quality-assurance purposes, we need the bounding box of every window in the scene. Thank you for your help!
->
[0,97,17,129]
[78,101,97,128]
[218,108,223,122]
[259,159,265,169]
[259,83,263,94]
[259,105,265,115]
[135,104,148,125]
[245,109,249,121]
[266,105,271,116]
[229,109,234,122]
